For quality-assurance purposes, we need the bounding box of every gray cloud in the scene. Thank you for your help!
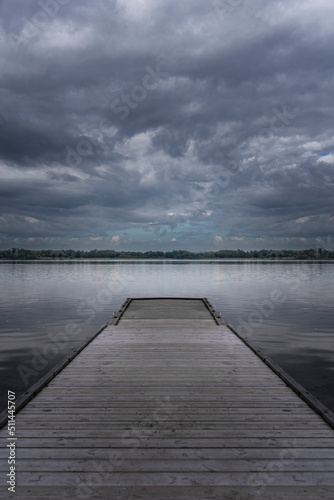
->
[0,0,333,250]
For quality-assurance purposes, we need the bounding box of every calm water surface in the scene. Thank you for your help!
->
[1,260,334,414]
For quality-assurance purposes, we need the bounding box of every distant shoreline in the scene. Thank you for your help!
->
[1,248,333,260]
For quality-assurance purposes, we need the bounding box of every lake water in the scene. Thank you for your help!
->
[1,260,334,414]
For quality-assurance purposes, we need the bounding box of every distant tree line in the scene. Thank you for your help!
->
[0,248,333,260]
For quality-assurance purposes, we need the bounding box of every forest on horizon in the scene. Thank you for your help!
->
[1,248,333,260]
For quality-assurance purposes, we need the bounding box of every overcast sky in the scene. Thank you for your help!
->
[0,0,333,251]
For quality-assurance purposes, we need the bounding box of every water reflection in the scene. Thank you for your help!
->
[0,260,333,413]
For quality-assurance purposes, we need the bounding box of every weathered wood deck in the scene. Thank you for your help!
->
[1,298,334,499]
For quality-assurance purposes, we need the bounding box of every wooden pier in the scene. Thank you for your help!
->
[1,298,334,499]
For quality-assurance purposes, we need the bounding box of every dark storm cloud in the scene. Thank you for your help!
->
[0,0,333,250]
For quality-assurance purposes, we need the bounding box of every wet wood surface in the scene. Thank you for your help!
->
[1,298,334,499]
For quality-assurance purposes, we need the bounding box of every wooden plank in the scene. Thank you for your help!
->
[21,405,316,413]
[8,486,334,500]
[16,408,319,418]
[117,298,217,325]
[6,437,334,448]
[10,429,334,438]
[12,447,334,460]
[12,471,334,486]
[5,459,334,473]
[1,297,334,499]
